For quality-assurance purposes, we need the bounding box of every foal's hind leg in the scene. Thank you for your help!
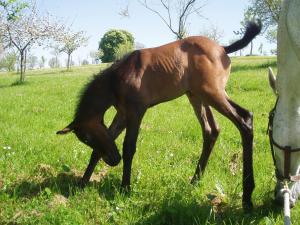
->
[188,95,220,184]
[208,94,254,210]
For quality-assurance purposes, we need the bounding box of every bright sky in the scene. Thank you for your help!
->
[35,0,275,65]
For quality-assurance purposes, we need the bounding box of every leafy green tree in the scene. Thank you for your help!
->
[99,29,134,62]
[0,51,17,71]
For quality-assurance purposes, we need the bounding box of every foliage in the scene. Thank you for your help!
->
[38,56,46,69]
[0,0,28,21]
[99,29,134,62]
[48,57,60,68]
[115,42,133,60]
[54,29,88,70]
[246,0,281,43]
[89,50,103,64]
[0,50,17,71]
[138,0,205,40]
[81,59,89,65]
[0,0,64,82]
[199,24,224,42]
[27,54,37,70]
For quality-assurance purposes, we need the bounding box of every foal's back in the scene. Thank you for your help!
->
[116,36,231,107]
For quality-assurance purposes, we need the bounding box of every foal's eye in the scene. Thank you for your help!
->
[84,134,92,143]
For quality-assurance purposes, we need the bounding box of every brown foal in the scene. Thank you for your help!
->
[57,21,261,209]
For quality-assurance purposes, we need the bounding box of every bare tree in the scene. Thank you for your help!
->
[199,24,224,42]
[38,55,46,69]
[50,44,61,68]
[138,0,206,39]
[0,1,64,82]
[55,28,88,70]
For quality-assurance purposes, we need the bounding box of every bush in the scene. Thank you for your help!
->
[99,29,134,62]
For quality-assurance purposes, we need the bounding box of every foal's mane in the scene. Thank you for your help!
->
[74,52,137,121]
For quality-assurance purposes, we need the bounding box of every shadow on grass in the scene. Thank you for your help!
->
[0,80,29,89]
[3,171,120,201]
[133,197,282,225]
[2,172,282,224]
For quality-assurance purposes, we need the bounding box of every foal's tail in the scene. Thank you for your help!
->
[223,20,262,54]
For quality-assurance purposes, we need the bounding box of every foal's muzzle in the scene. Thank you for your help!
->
[102,149,121,167]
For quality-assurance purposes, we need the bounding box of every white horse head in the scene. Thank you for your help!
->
[268,0,300,206]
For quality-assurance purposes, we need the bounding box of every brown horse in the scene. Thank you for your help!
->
[57,21,261,209]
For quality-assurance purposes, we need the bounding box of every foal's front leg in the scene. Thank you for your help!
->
[80,112,126,187]
[80,150,101,187]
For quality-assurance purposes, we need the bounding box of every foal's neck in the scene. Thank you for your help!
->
[75,73,114,122]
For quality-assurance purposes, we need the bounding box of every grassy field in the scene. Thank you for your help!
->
[0,57,298,225]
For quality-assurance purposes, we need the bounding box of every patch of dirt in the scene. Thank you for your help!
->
[48,194,68,208]
[73,167,109,183]
[229,153,241,176]
[34,164,55,178]
[207,193,226,214]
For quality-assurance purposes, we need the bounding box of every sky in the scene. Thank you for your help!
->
[34,0,275,65]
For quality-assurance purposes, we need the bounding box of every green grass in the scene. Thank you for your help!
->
[0,57,297,225]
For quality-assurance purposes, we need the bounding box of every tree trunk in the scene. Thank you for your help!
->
[24,50,27,74]
[67,53,71,70]
[20,51,25,82]
[249,41,253,56]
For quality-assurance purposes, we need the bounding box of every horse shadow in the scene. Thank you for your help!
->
[2,171,121,201]
[2,173,282,224]
[131,190,282,225]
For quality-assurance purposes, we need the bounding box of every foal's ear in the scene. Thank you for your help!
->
[56,122,75,135]
[268,67,277,95]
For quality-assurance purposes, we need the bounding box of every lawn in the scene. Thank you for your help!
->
[0,57,297,225]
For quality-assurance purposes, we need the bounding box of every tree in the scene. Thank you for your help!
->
[0,51,17,71]
[199,24,224,43]
[138,0,205,39]
[50,44,61,68]
[246,0,281,43]
[99,29,134,62]
[55,28,88,70]
[234,11,260,56]
[27,54,37,70]
[48,57,60,68]
[0,0,63,82]
[89,50,103,64]
[38,55,46,69]
[82,59,89,65]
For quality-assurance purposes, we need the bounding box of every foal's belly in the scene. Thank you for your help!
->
[139,70,188,106]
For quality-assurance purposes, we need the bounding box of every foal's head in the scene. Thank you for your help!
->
[57,120,121,166]
[57,68,121,167]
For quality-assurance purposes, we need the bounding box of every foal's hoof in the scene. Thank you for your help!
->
[242,201,253,212]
